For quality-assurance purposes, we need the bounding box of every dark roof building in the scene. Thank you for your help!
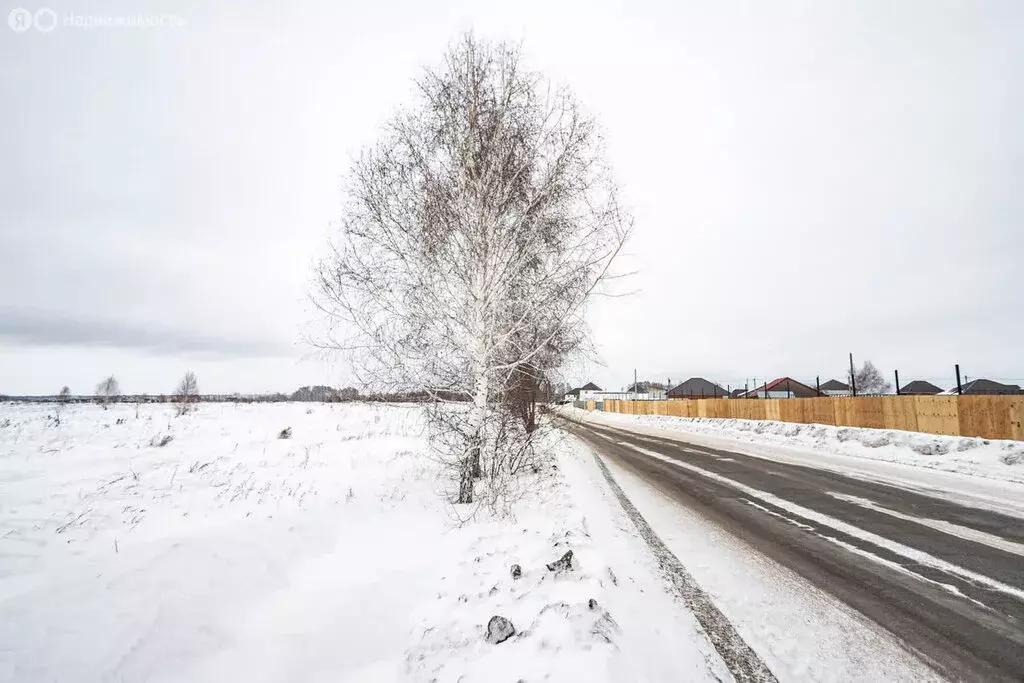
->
[819,379,850,392]
[566,382,602,398]
[742,377,821,399]
[667,377,728,399]
[958,379,1022,395]
[899,380,943,396]
[626,381,667,393]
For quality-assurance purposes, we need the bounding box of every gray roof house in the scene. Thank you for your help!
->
[819,379,851,396]
[667,377,728,399]
[899,380,943,395]
[941,379,1022,396]
[566,382,602,398]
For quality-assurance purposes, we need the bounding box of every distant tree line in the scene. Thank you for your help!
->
[0,382,445,404]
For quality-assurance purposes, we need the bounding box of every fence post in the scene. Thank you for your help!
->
[849,353,857,397]
[895,369,900,395]
[955,364,962,395]
[786,379,791,398]
[816,376,820,395]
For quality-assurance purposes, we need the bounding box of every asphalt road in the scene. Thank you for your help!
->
[557,414,1024,682]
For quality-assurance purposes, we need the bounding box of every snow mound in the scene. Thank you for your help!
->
[568,409,1024,483]
[403,476,629,681]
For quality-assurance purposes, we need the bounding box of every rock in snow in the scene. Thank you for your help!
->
[546,549,574,572]
[510,563,522,579]
[485,615,516,644]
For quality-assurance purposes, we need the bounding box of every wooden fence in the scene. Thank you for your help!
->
[597,395,1024,441]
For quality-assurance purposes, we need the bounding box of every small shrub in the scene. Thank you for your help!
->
[278,427,292,439]
[149,434,173,447]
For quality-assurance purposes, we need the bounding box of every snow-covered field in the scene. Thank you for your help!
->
[567,408,1024,483]
[0,402,724,682]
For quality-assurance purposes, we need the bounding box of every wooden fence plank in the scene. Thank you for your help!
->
[958,395,1019,439]
[809,397,836,426]
[882,396,918,432]
[593,395,1023,441]
[913,396,960,436]
[1010,398,1024,441]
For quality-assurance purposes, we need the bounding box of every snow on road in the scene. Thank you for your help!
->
[614,439,1024,606]
[0,402,725,682]
[565,408,1024,518]
[567,409,1024,480]
[591,451,943,682]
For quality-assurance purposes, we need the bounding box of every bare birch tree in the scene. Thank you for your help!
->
[850,360,892,395]
[95,375,120,408]
[174,371,199,415]
[313,34,631,504]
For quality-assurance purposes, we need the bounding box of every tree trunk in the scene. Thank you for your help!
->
[469,365,488,480]
[524,394,537,433]
[457,457,474,504]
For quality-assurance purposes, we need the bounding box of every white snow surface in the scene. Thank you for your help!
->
[0,402,723,683]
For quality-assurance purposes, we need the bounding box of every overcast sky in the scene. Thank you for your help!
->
[2,0,1022,395]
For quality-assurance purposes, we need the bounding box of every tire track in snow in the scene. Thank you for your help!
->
[615,439,1024,606]
[588,444,778,683]
[558,412,1024,681]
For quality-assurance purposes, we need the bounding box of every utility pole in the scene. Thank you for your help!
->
[849,353,857,397]
[895,370,900,395]
[955,364,962,395]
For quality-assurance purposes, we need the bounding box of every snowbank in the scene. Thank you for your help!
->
[563,408,1024,483]
[0,402,721,682]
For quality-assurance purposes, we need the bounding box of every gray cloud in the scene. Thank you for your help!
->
[0,307,294,357]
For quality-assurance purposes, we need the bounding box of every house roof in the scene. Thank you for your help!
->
[940,379,1022,395]
[743,377,821,398]
[667,377,727,398]
[820,379,849,391]
[899,380,943,395]
[626,381,667,393]
[567,382,602,396]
